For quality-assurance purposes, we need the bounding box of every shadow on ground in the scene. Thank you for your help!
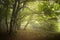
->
[0,30,60,40]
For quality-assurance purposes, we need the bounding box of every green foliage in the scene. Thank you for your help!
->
[0,0,60,33]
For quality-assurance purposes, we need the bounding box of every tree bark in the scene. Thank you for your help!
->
[9,0,17,34]
[9,0,27,34]
[5,7,8,32]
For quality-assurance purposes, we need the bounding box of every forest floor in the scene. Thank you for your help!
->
[0,29,60,40]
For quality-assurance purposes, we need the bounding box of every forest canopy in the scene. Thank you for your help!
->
[0,0,60,34]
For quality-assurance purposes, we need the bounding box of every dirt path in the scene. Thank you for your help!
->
[0,30,48,40]
[14,30,47,40]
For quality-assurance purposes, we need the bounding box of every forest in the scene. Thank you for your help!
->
[0,0,60,40]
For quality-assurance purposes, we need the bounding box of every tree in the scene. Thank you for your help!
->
[9,0,27,34]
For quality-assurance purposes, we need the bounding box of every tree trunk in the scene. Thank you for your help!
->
[24,15,32,30]
[5,5,9,32]
[9,0,17,34]
[9,0,21,34]
[9,0,26,34]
